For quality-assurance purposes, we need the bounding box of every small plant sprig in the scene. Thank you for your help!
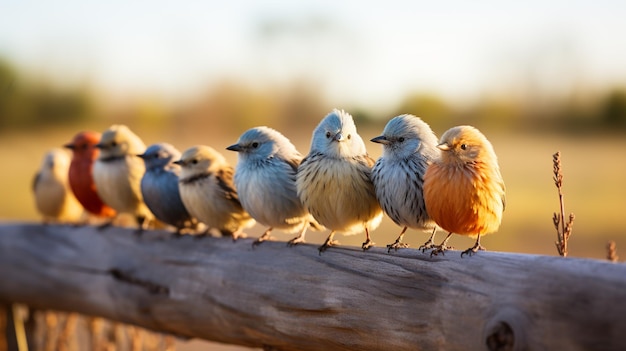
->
[607,240,619,262]
[553,151,575,257]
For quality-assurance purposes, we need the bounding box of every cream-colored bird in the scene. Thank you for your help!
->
[176,145,255,239]
[92,124,154,231]
[297,109,383,253]
[33,148,84,224]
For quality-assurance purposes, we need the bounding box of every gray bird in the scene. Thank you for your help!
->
[93,124,154,232]
[176,145,255,239]
[297,109,383,253]
[138,143,198,235]
[227,126,323,246]
[371,114,441,252]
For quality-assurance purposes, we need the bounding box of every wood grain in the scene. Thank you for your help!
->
[0,223,625,351]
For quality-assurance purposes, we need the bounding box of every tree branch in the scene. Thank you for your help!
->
[0,223,625,351]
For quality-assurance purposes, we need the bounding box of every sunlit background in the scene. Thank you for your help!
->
[1,1,626,349]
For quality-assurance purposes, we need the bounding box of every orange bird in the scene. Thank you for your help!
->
[423,125,505,257]
[64,131,117,220]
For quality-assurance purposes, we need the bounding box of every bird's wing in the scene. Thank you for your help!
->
[32,172,42,192]
[215,167,240,203]
[285,156,301,174]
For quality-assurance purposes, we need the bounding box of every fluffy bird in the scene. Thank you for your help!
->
[423,125,506,257]
[138,143,198,234]
[297,109,383,252]
[33,148,84,224]
[64,131,117,221]
[371,114,441,252]
[176,145,255,239]
[92,125,154,231]
[227,126,322,246]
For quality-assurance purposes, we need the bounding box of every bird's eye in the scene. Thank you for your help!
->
[111,141,117,147]
[191,159,198,165]
[347,134,352,140]
[460,144,468,150]
[252,142,259,148]
[398,137,405,142]
[326,131,331,138]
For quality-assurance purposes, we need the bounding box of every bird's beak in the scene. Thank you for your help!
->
[63,143,75,150]
[437,142,451,151]
[136,153,146,159]
[94,143,104,149]
[370,135,389,145]
[333,132,345,142]
[173,159,184,166]
[226,144,242,152]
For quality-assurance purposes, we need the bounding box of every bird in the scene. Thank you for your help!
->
[423,125,506,257]
[92,124,154,232]
[64,131,117,222]
[138,143,198,234]
[227,126,323,246]
[33,148,84,224]
[370,114,441,252]
[297,109,383,253]
[176,145,255,240]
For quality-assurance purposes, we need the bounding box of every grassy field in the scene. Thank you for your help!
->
[2,121,625,350]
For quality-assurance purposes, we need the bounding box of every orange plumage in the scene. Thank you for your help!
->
[423,125,505,256]
[64,131,117,219]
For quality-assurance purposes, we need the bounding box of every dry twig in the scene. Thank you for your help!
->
[607,240,619,262]
[552,151,575,257]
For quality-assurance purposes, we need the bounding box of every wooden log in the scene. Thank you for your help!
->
[0,223,625,351]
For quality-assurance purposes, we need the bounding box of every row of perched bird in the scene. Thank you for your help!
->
[33,109,505,256]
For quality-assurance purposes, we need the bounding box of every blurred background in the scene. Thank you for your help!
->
[1,0,625,350]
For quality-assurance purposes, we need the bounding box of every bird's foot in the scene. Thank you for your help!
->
[318,240,339,254]
[461,243,486,257]
[252,235,273,248]
[386,240,409,253]
[231,231,247,242]
[286,236,305,247]
[362,239,375,251]
[97,221,113,231]
[430,244,453,257]
[419,239,436,252]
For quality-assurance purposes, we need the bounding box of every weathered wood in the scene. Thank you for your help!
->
[0,223,625,351]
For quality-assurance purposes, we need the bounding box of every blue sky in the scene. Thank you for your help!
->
[1,0,625,108]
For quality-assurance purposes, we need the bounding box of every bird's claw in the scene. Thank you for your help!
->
[461,244,485,257]
[430,244,453,257]
[362,239,375,251]
[419,240,435,252]
[318,240,339,255]
[287,237,305,247]
[386,241,409,253]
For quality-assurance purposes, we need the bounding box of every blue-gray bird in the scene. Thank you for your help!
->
[297,109,383,253]
[227,127,323,246]
[371,114,441,252]
[138,143,198,234]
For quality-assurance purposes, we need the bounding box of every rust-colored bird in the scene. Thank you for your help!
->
[423,125,505,257]
[64,131,117,221]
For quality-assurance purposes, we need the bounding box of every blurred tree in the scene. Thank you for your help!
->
[392,93,453,130]
[0,58,93,131]
[601,89,626,128]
